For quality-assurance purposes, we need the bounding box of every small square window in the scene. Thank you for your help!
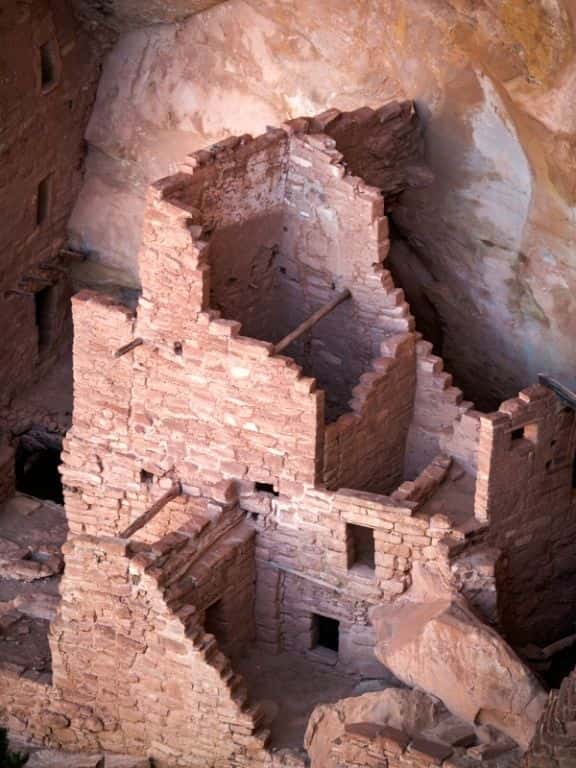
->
[346,523,375,571]
[311,614,339,653]
[511,423,538,444]
[39,40,58,91]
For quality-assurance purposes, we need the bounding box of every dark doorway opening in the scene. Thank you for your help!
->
[35,285,55,354]
[36,175,53,227]
[15,428,63,504]
[39,40,57,91]
[205,600,228,647]
[312,614,339,653]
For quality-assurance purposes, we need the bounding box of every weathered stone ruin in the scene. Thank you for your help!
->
[2,2,576,768]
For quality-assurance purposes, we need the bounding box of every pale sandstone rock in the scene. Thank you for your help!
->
[371,597,547,749]
[13,593,59,621]
[0,559,56,582]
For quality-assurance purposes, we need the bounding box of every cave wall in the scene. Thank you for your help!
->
[0,0,100,406]
[68,0,576,409]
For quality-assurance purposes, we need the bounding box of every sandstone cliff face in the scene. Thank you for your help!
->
[68,0,576,409]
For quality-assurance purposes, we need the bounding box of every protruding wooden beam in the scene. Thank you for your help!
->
[59,247,88,263]
[114,338,144,358]
[273,289,351,355]
[538,374,576,410]
[120,483,182,539]
[39,260,68,277]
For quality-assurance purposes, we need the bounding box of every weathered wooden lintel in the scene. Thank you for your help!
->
[273,289,351,355]
[114,338,144,358]
[120,483,182,539]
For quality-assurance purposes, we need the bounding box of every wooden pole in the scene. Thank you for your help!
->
[120,483,182,539]
[538,374,576,410]
[114,338,144,358]
[273,289,351,355]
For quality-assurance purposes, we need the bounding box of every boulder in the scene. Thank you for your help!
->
[371,597,547,749]
[305,688,442,768]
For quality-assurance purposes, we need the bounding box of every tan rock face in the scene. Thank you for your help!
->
[371,597,548,749]
[68,0,576,408]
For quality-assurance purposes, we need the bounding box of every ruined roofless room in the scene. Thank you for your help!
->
[1,1,576,767]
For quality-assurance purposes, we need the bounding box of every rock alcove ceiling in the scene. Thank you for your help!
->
[68,0,576,411]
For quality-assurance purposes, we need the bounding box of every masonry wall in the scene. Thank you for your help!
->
[404,337,476,480]
[524,667,576,768]
[475,386,576,646]
[0,0,99,405]
[323,333,416,494]
[243,478,469,676]
[61,123,424,539]
[175,132,289,342]
[1,523,270,768]
[278,132,412,422]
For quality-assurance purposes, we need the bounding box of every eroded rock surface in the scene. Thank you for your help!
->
[371,597,548,749]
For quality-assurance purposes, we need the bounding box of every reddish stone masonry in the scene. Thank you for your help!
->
[1,105,576,768]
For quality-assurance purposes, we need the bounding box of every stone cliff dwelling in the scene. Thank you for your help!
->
[2,2,576,768]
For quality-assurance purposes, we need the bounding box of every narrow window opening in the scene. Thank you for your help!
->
[40,40,57,91]
[255,481,279,497]
[510,423,539,446]
[346,523,375,572]
[174,341,183,356]
[204,600,228,646]
[140,469,154,487]
[35,285,54,352]
[312,614,339,653]
[36,174,53,226]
